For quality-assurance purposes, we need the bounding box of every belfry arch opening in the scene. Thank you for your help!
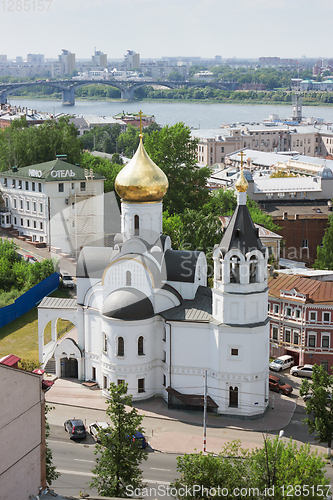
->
[230,256,240,283]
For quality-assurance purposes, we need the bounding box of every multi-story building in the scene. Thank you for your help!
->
[0,158,105,256]
[268,274,333,371]
[123,50,140,70]
[92,50,107,68]
[27,54,45,66]
[55,49,76,76]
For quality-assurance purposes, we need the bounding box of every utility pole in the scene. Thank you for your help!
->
[48,197,51,252]
[203,369,207,453]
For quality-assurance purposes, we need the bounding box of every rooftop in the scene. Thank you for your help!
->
[268,274,333,304]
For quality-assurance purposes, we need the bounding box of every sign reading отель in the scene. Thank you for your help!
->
[28,169,76,178]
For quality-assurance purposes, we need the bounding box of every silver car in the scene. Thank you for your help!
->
[290,364,314,378]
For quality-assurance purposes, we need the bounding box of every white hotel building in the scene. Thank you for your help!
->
[0,158,105,256]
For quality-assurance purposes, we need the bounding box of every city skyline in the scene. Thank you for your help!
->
[0,0,332,61]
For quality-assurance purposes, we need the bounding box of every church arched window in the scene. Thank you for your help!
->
[230,256,240,283]
[249,256,258,284]
[126,270,131,286]
[117,337,124,357]
[229,386,238,408]
[134,215,140,236]
[138,336,144,356]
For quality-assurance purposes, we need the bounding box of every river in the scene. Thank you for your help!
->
[8,97,333,129]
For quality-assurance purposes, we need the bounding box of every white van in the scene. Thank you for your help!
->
[269,355,294,372]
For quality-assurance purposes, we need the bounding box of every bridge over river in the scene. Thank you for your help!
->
[0,79,236,105]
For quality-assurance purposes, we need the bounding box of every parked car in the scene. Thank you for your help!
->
[61,272,75,288]
[64,419,87,439]
[89,421,112,442]
[131,431,147,449]
[269,375,293,396]
[23,254,37,264]
[269,355,294,372]
[290,364,314,378]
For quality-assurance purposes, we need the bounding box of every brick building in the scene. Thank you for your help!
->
[268,274,333,371]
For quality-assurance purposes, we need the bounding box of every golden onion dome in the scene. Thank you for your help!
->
[235,168,248,193]
[115,135,169,202]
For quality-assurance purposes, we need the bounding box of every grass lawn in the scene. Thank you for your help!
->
[0,287,74,363]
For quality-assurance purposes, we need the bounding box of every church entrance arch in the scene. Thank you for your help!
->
[60,357,78,378]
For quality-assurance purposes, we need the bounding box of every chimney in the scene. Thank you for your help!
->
[283,212,288,220]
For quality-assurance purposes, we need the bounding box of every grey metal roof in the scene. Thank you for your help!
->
[102,288,154,320]
[76,247,120,278]
[219,204,266,256]
[38,297,77,309]
[165,249,201,283]
[161,286,212,322]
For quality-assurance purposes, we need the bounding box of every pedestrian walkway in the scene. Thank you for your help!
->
[46,378,296,454]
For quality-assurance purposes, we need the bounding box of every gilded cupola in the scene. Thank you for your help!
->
[115,135,169,202]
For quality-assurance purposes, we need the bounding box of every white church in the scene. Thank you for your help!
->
[38,135,269,417]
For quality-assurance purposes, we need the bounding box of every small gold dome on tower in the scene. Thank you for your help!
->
[235,169,248,193]
[115,136,169,202]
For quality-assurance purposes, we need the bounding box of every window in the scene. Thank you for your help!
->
[302,239,309,248]
[322,335,330,348]
[293,331,299,345]
[138,336,144,356]
[285,329,291,343]
[20,218,23,226]
[163,374,166,387]
[39,203,43,213]
[273,304,279,314]
[4,178,7,187]
[309,311,317,322]
[25,181,29,190]
[27,219,30,227]
[14,217,16,225]
[32,182,35,192]
[80,181,86,191]
[117,337,124,356]
[18,180,22,189]
[33,202,36,212]
[38,183,42,192]
[286,307,292,317]
[40,236,43,242]
[272,326,278,341]
[117,379,125,386]
[321,360,328,372]
[134,215,139,236]
[268,304,270,312]
[126,271,131,286]
[295,309,301,319]
[308,334,316,348]
[221,147,224,153]
[103,332,108,353]
[92,367,96,381]
[26,201,30,211]
[229,386,238,408]
[58,183,64,193]
[12,179,15,188]
[323,312,330,323]
[40,222,43,230]
[20,199,23,210]
[138,378,145,393]
[231,348,238,356]
[13,199,17,209]
[103,376,108,389]
[71,182,75,189]
[33,221,36,229]
[162,350,166,362]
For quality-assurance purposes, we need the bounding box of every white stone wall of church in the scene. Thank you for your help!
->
[121,201,163,245]
[213,289,268,325]
[103,259,154,298]
[91,316,165,399]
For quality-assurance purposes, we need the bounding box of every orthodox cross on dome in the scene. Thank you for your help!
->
[138,110,146,137]
[238,150,246,170]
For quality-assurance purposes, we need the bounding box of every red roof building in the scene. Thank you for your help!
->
[0,354,21,369]
[268,274,333,370]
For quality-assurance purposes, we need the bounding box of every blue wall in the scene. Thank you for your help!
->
[0,272,60,329]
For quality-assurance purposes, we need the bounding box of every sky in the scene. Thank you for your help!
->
[1,0,333,61]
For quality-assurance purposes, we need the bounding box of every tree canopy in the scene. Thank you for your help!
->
[0,115,82,171]
[172,438,329,500]
[314,213,333,270]
[90,382,147,498]
[144,122,211,214]
[300,364,333,456]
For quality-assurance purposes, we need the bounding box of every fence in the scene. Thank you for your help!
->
[0,272,60,329]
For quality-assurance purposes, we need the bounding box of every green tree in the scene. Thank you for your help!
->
[45,405,60,485]
[172,438,329,500]
[270,170,296,178]
[300,364,333,456]
[90,383,147,497]
[144,123,210,214]
[314,213,333,270]
[117,124,140,158]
